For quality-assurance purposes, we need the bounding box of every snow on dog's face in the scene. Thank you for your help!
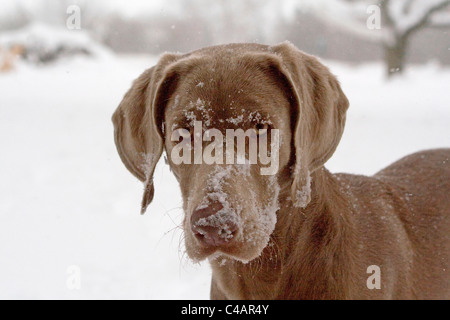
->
[112,43,348,263]
[162,55,293,263]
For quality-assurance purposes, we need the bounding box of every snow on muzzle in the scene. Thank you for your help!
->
[190,165,243,248]
[190,200,241,248]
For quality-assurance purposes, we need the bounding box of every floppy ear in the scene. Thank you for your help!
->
[270,42,349,208]
[112,53,181,214]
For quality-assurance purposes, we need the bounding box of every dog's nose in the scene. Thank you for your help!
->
[191,202,239,247]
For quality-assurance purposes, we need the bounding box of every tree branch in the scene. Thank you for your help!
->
[380,0,394,28]
[429,7,450,28]
[400,0,450,37]
[311,0,450,44]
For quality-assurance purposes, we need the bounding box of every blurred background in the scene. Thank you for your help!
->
[0,0,449,299]
[1,0,449,75]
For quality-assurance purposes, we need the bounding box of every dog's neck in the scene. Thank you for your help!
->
[210,167,360,299]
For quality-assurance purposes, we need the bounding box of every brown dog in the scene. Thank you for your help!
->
[112,42,450,299]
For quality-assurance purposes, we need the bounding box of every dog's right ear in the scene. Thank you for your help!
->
[112,53,181,214]
[269,42,349,208]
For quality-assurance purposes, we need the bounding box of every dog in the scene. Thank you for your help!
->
[112,42,450,299]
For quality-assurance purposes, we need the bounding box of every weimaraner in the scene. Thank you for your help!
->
[112,42,449,299]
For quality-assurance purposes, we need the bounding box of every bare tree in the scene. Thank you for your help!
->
[379,0,450,76]
[305,0,450,77]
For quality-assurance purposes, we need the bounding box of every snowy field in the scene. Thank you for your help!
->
[0,54,449,299]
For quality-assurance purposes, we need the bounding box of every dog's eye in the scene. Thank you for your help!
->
[172,127,192,140]
[253,123,269,136]
[182,128,193,137]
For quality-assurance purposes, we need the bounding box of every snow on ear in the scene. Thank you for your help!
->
[112,53,181,214]
[269,42,349,208]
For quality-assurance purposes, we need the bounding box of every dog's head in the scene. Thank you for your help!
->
[112,42,349,263]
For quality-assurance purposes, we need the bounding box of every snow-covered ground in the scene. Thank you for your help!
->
[0,54,448,299]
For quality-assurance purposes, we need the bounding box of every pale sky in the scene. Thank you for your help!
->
[2,0,175,18]
[1,0,303,20]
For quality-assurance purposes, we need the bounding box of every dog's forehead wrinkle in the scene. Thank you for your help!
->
[183,57,272,92]
[171,98,277,131]
[169,62,289,127]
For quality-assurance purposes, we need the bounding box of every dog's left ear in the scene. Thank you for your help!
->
[270,42,349,208]
[112,53,181,214]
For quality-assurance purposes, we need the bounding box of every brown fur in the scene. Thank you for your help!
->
[112,42,450,299]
